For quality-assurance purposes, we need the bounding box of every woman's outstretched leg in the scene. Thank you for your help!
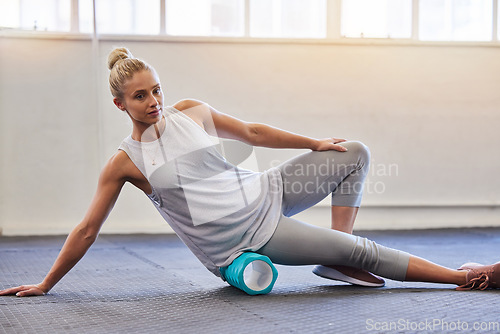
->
[258,215,499,290]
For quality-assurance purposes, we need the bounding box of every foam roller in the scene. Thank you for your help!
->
[220,253,278,295]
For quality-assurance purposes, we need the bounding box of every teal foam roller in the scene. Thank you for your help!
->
[220,253,278,295]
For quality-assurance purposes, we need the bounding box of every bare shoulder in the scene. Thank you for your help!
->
[107,150,152,193]
[99,150,133,182]
[173,98,208,112]
[172,99,213,129]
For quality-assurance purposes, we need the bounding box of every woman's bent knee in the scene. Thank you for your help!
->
[343,141,370,162]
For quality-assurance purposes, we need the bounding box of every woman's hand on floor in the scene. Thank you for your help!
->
[0,284,46,297]
[314,138,348,152]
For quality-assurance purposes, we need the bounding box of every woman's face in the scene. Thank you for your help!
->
[114,69,164,126]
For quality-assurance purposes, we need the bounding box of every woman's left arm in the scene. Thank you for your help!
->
[174,99,348,152]
[236,122,347,152]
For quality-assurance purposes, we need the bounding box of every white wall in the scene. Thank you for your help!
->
[1,36,500,235]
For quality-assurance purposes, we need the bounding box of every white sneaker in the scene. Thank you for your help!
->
[312,265,385,287]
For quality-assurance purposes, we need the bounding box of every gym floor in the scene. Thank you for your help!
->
[1,228,499,334]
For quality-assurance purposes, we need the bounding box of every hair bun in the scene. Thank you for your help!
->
[107,47,134,70]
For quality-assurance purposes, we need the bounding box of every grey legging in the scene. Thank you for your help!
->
[257,141,410,281]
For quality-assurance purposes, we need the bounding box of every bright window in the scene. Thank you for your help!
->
[78,0,94,34]
[2,0,500,44]
[94,0,160,35]
[166,0,244,37]
[497,0,500,40]
[419,0,493,41]
[250,0,326,38]
[341,0,412,38]
[0,0,71,32]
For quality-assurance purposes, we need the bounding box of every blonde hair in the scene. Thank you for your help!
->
[107,47,153,99]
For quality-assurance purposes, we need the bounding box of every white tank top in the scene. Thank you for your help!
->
[118,106,283,277]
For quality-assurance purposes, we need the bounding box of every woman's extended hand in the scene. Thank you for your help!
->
[314,137,348,152]
[0,284,47,297]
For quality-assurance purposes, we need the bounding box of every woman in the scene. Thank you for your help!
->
[1,48,497,297]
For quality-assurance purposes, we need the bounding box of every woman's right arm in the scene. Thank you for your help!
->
[0,152,128,297]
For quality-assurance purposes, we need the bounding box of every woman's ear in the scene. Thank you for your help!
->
[113,98,126,111]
